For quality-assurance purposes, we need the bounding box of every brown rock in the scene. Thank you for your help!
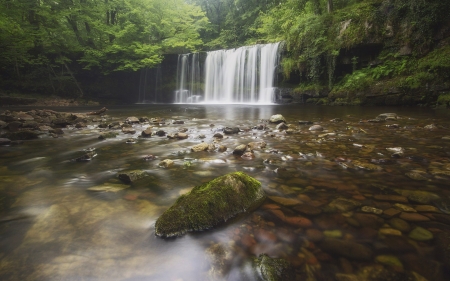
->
[373,194,409,203]
[268,196,302,206]
[383,208,401,217]
[353,213,384,229]
[293,204,322,216]
[399,212,430,222]
[306,229,325,242]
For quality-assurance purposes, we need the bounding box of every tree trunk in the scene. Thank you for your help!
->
[327,0,333,13]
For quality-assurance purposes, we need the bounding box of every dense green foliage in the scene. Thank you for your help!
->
[0,0,207,96]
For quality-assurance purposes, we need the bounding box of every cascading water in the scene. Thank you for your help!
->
[175,53,201,103]
[204,42,281,104]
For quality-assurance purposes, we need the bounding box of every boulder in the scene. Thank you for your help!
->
[269,114,286,124]
[141,127,152,137]
[117,170,148,183]
[191,142,210,152]
[155,172,266,237]
[126,117,140,124]
[233,144,247,156]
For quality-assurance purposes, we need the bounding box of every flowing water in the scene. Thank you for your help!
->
[1,104,450,281]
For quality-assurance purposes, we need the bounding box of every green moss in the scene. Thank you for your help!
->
[155,172,266,238]
[253,254,294,281]
[437,93,450,107]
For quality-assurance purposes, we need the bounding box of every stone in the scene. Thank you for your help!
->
[375,255,403,269]
[414,205,440,213]
[247,141,266,150]
[223,127,240,134]
[406,171,428,181]
[269,114,286,124]
[377,113,397,120]
[399,212,430,222]
[328,198,362,212]
[388,218,410,233]
[378,228,402,236]
[6,121,22,131]
[309,125,323,131]
[154,172,265,237]
[298,120,313,125]
[126,117,140,123]
[353,213,384,229]
[218,145,227,152]
[158,159,174,168]
[233,144,247,156]
[141,127,152,137]
[361,206,383,215]
[172,120,184,124]
[399,190,439,204]
[324,230,343,238]
[408,227,433,241]
[122,127,136,134]
[117,170,148,183]
[393,203,416,212]
[373,194,408,203]
[213,133,223,138]
[268,196,301,206]
[253,254,294,281]
[241,151,255,160]
[383,208,401,217]
[191,142,210,152]
[87,183,129,192]
[176,132,188,139]
[319,238,373,261]
[435,231,450,270]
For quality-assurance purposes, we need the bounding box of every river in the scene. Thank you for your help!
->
[1,104,450,280]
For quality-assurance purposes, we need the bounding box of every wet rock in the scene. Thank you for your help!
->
[172,120,184,124]
[388,218,410,233]
[126,117,140,124]
[223,127,240,134]
[361,206,383,215]
[154,172,265,237]
[247,141,266,150]
[143,155,156,161]
[405,171,428,181]
[399,190,439,204]
[155,130,166,136]
[268,196,301,207]
[269,114,286,124]
[125,138,136,144]
[233,144,247,156]
[408,226,433,241]
[329,198,362,212]
[276,122,288,130]
[309,125,323,131]
[218,145,227,152]
[117,170,148,183]
[98,132,118,139]
[241,151,255,160]
[191,142,210,152]
[399,212,430,222]
[158,159,174,168]
[352,161,382,171]
[49,128,64,135]
[176,132,188,139]
[213,133,224,138]
[373,195,408,203]
[353,213,384,229]
[206,243,231,277]
[386,147,404,154]
[414,205,440,213]
[320,238,373,261]
[393,203,416,212]
[0,138,11,145]
[0,120,7,128]
[324,230,343,238]
[73,151,97,162]
[378,228,402,236]
[52,118,71,127]
[298,120,313,125]
[331,118,343,122]
[424,124,437,130]
[6,121,22,131]
[375,255,403,269]
[141,127,152,137]
[122,127,136,134]
[253,254,294,281]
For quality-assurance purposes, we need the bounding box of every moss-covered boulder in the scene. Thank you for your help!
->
[253,254,294,281]
[155,172,266,237]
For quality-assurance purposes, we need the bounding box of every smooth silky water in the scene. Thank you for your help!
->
[1,104,450,280]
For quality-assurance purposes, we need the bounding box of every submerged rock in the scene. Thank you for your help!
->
[1,130,39,140]
[154,172,266,237]
[253,254,294,281]
[320,238,373,261]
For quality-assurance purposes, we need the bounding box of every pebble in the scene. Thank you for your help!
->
[293,204,322,216]
[387,218,411,232]
[323,230,343,238]
[375,255,403,269]
[399,212,430,222]
[373,195,408,203]
[309,125,323,131]
[361,206,383,215]
[268,196,302,206]
[408,226,433,241]
[393,203,416,212]
[306,229,325,242]
[414,205,440,213]
[319,238,373,261]
[379,228,402,236]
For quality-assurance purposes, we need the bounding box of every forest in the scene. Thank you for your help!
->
[1,0,450,106]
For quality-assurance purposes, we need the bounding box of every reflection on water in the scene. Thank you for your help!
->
[1,104,450,280]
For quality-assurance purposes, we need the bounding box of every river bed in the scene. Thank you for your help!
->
[1,104,450,281]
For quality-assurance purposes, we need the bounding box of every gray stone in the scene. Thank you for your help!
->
[269,114,286,124]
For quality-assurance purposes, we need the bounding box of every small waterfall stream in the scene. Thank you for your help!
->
[175,42,281,104]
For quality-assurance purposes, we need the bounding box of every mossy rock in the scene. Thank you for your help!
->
[155,172,266,237]
[117,170,148,184]
[253,254,294,281]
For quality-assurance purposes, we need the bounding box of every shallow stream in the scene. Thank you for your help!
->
[1,104,450,280]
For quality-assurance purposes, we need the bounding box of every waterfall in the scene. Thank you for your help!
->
[175,53,201,103]
[204,42,281,104]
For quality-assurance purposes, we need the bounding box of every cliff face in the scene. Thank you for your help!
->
[281,0,450,107]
